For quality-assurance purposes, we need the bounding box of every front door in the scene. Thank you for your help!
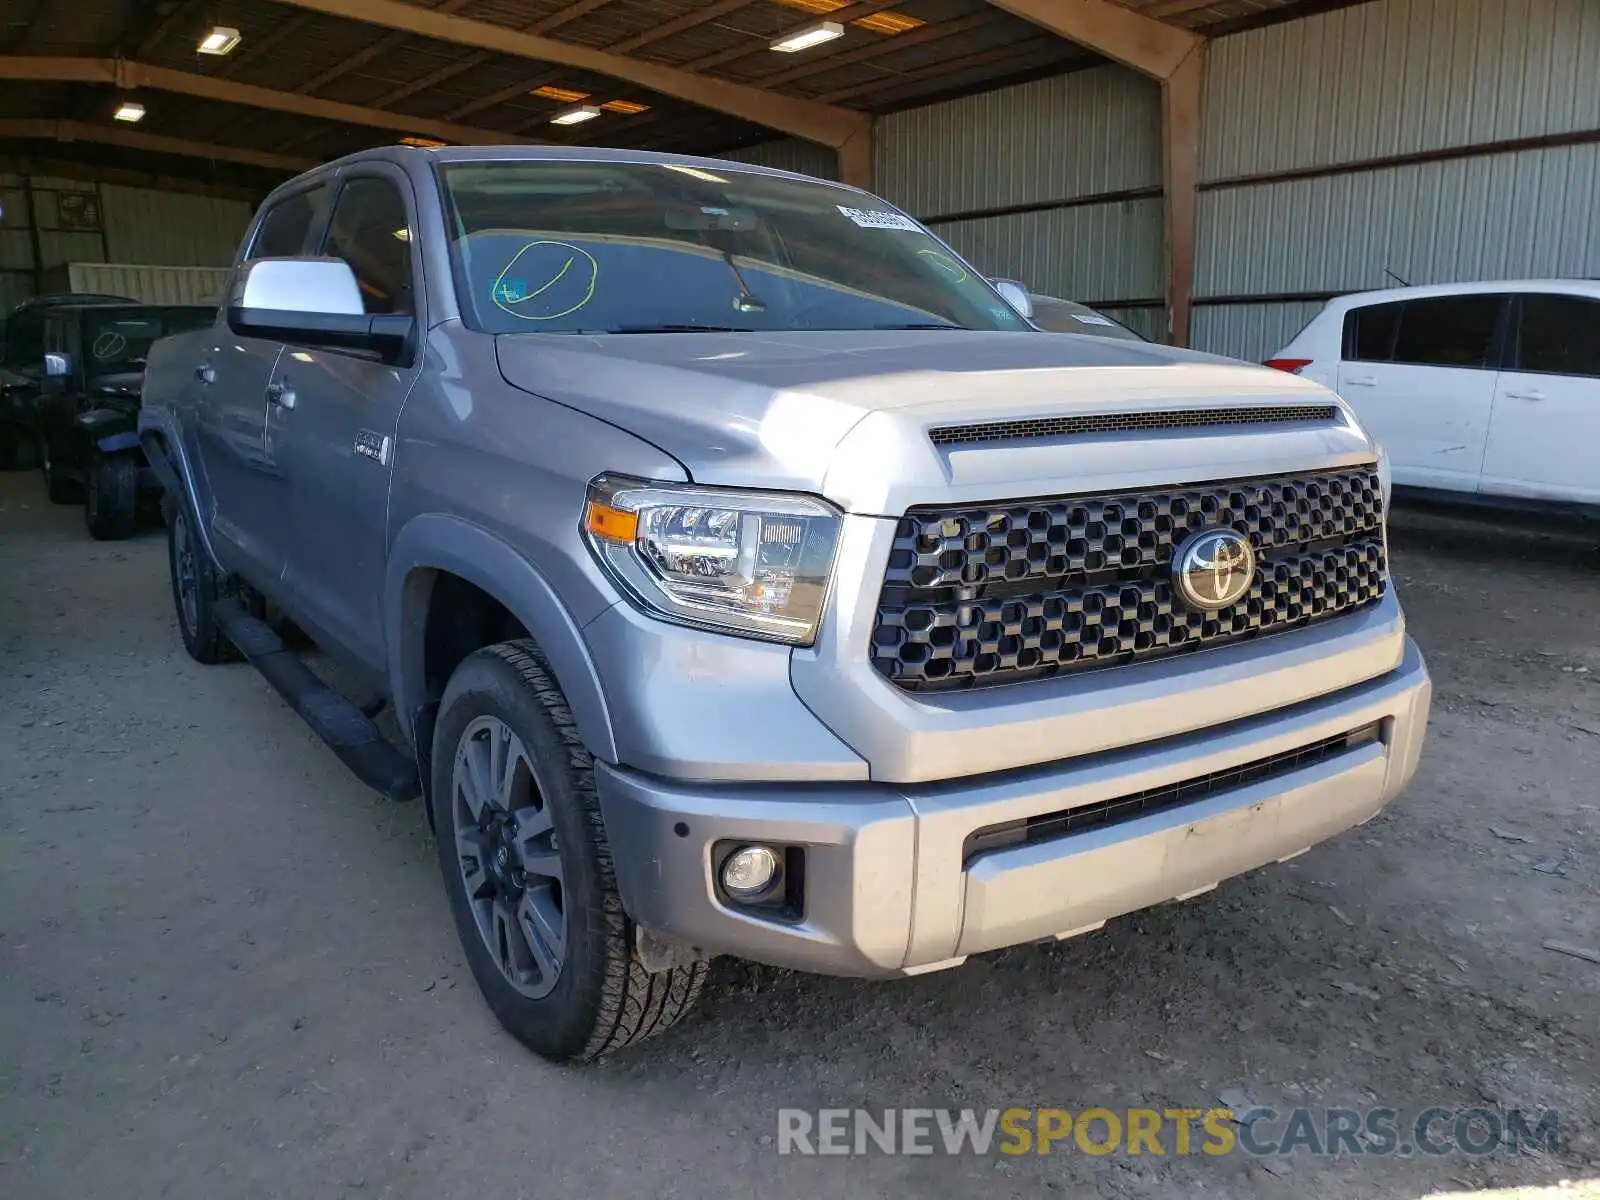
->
[1480,292,1600,505]
[195,181,331,587]
[269,168,422,674]
[1336,293,1507,494]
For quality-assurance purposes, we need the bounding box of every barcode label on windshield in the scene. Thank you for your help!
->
[837,205,921,231]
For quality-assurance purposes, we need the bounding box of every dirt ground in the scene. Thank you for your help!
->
[1,469,1596,1200]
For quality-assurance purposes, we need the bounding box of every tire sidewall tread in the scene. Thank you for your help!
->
[431,640,705,1061]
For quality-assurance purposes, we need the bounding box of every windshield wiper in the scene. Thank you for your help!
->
[608,324,758,334]
[867,322,964,330]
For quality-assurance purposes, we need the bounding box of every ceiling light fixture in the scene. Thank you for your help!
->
[197,26,242,54]
[113,100,146,123]
[771,20,844,53]
[551,105,602,126]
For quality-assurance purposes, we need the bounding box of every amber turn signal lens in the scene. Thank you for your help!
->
[585,501,638,543]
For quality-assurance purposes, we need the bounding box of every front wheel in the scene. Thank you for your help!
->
[85,451,139,540]
[432,641,706,1061]
[165,496,238,664]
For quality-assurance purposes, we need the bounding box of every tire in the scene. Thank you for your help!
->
[431,641,706,1061]
[165,495,239,665]
[85,451,139,540]
[42,440,82,505]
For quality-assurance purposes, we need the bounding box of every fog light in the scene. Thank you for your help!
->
[721,845,780,898]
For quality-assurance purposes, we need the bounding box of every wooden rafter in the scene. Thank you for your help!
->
[260,0,869,148]
[818,36,1084,103]
[0,57,544,146]
[0,118,316,173]
[983,0,1201,79]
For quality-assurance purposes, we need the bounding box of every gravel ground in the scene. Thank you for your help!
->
[1,469,1596,1200]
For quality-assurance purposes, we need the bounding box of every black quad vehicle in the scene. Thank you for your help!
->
[35,302,214,538]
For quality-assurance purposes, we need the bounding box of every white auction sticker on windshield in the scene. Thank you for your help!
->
[1073,314,1117,327]
[837,205,921,231]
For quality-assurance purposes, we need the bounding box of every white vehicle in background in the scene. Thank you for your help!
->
[1267,280,1599,516]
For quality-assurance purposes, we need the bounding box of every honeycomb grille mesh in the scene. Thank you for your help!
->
[872,468,1387,691]
[928,405,1340,447]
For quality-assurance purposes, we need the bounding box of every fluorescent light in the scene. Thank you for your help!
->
[197,26,242,55]
[551,105,601,126]
[113,101,145,123]
[771,20,843,53]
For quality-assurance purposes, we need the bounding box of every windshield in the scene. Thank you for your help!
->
[439,161,1032,335]
[82,306,214,377]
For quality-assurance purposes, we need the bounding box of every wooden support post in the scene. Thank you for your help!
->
[1162,43,1204,348]
[837,121,874,189]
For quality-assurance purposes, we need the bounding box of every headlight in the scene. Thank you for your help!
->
[582,475,842,645]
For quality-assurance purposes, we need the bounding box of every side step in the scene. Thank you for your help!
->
[213,600,421,802]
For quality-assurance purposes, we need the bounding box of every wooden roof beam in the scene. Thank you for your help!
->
[0,57,543,146]
[260,0,870,149]
[0,117,316,173]
[983,0,1201,80]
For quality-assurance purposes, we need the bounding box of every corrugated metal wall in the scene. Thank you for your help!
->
[0,172,250,313]
[715,139,839,180]
[1197,0,1600,360]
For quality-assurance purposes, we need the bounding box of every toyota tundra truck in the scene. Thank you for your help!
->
[138,146,1431,1062]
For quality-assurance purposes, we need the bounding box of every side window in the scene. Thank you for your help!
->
[1343,302,1403,363]
[1512,294,1600,378]
[250,184,329,258]
[321,177,414,316]
[1390,294,1503,369]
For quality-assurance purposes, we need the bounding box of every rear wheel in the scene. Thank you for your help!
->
[165,496,238,664]
[41,439,82,505]
[432,641,706,1060]
[85,451,139,540]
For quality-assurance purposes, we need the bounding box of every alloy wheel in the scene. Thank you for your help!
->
[451,715,566,1000]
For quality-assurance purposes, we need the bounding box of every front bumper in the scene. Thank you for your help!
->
[596,639,1431,977]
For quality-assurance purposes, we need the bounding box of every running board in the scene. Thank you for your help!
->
[213,600,421,802]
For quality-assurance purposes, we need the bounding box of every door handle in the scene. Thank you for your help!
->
[1343,375,1377,388]
[266,379,296,411]
[195,363,215,384]
[1505,389,1546,401]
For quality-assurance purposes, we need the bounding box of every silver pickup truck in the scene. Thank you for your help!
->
[140,146,1431,1062]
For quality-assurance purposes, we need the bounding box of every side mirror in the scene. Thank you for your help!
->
[227,257,413,361]
[44,352,72,378]
[992,279,1034,320]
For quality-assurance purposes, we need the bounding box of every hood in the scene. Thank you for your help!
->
[90,371,145,400]
[495,329,1372,513]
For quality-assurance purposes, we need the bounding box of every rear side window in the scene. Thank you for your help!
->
[250,184,330,258]
[1343,302,1402,362]
[1512,294,1600,378]
[1391,295,1503,368]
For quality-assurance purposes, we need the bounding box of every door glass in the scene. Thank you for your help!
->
[1343,302,1402,362]
[251,184,330,258]
[322,177,414,315]
[1513,294,1600,378]
[1390,295,1502,369]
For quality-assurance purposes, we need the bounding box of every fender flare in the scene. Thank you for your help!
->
[385,513,618,764]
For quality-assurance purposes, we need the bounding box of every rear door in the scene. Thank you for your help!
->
[195,182,330,584]
[1336,293,1506,492]
[1481,292,1600,504]
[268,167,422,673]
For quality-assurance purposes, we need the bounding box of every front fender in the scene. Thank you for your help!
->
[385,512,618,764]
[77,409,139,454]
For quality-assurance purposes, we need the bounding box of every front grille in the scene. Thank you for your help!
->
[962,722,1384,862]
[928,404,1340,447]
[871,467,1387,691]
